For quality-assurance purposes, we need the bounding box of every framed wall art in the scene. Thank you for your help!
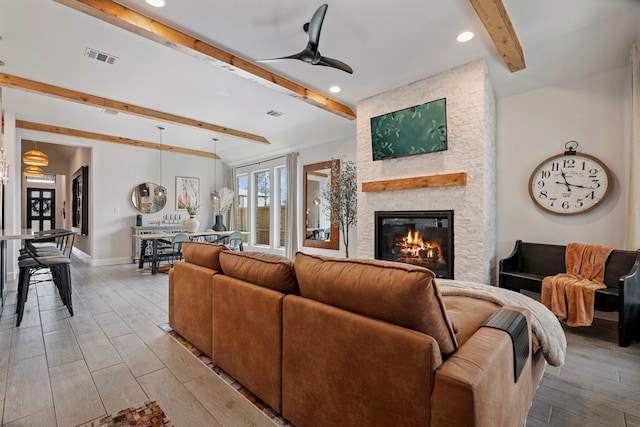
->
[370,97,447,161]
[175,176,199,210]
[72,165,89,235]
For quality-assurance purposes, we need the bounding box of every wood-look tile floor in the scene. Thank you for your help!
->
[0,252,277,427]
[0,251,639,426]
[527,318,640,427]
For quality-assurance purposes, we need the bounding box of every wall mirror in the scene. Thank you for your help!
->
[131,182,167,214]
[303,160,339,250]
[72,165,89,235]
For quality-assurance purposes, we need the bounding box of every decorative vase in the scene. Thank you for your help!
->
[212,214,226,231]
[185,216,200,233]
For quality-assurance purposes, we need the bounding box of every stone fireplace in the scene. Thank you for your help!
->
[375,210,454,278]
[356,60,496,283]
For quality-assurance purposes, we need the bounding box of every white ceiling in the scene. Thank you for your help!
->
[1,0,638,164]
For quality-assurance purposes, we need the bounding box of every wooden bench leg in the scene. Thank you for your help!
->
[619,272,640,347]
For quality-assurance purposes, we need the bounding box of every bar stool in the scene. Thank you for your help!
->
[16,231,75,326]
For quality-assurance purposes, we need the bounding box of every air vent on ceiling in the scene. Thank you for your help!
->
[85,48,117,64]
[101,108,119,115]
[265,110,284,117]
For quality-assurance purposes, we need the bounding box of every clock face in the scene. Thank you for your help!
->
[529,153,611,215]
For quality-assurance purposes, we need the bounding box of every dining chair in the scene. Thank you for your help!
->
[226,231,244,251]
[156,233,189,271]
[202,229,219,244]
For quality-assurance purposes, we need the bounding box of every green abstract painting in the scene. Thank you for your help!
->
[370,98,447,161]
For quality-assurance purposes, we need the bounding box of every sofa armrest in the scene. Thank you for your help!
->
[431,306,535,427]
[169,261,217,357]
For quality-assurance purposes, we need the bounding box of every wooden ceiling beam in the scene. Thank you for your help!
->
[16,120,220,159]
[469,0,525,72]
[0,72,268,145]
[53,0,356,120]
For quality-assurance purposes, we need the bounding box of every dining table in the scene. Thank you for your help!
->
[133,230,236,274]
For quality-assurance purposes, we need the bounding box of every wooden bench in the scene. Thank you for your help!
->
[499,240,640,347]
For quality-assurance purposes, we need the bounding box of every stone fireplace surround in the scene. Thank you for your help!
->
[356,60,496,284]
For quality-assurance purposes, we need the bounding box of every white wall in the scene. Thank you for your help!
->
[12,126,219,266]
[496,66,630,264]
[297,136,357,258]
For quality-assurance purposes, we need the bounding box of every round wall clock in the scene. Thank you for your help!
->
[528,142,611,216]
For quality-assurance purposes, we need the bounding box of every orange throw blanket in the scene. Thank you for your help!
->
[541,243,613,327]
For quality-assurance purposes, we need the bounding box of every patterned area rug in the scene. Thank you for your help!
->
[78,400,173,427]
[158,324,293,426]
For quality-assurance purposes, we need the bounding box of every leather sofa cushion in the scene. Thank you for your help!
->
[182,242,226,271]
[220,251,298,294]
[294,252,458,356]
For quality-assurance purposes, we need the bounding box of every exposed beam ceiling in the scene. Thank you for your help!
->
[53,0,357,120]
[469,0,525,72]
[16,120,220,159]
[0,72,268,145]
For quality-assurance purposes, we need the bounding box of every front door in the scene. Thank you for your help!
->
[27,188,56,232]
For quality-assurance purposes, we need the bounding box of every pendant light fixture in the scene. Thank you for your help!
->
[210,137,220,202]
[24,165,44,178]
[0,136,9,184]
[23,141,48,166]
[154,126,167,197]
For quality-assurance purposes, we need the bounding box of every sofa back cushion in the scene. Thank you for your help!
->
[294,252,458,356]
[182,242,226,271]
[220,251,298,294]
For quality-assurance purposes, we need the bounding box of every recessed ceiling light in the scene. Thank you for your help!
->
[145,0,166,7]
[329,85,341,93]
[457,31,474,43]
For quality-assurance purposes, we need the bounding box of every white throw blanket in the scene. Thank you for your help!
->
[437,279,567,367]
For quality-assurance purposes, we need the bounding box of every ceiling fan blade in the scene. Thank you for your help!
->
[307,4,328,49]
[256,51,305,63]
[257,4,352,73]
[316,56,354,74]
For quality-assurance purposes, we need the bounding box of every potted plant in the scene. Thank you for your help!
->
[212,187,234,231]
[323,159,357,258]
[186,204,200,217]
[184,203,200,232]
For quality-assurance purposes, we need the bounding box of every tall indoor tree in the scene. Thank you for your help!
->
[323,159,358,258]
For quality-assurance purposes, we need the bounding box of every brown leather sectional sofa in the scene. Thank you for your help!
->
[169,242,546,427]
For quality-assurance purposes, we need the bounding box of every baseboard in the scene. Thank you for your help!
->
[90,257,132,267]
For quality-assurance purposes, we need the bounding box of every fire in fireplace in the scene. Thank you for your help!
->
[375,210,453,279]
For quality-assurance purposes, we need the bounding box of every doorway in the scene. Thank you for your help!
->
[27,188,56,232]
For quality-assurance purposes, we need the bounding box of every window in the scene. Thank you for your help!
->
[278,167,286,248]
[237,175,249,242]
[26,173,56,184]
[236,162,287,252]
[255,170,271,246]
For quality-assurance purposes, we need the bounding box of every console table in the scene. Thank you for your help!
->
[131,225,186,263]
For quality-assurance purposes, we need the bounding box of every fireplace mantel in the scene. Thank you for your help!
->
[361,172,467,192]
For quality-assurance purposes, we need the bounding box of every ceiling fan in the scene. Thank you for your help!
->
[256,4,354,74]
